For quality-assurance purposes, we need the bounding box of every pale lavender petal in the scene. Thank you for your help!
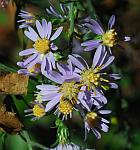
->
[36,20,44,38]
[24,30,37,42]
[19,24,28,29]
[100,123,109,132]
[84,45,99,51]
[101,56,115,70]
[92,45,102,68]
[108,15,115,29]
[50,26,63,41]
[81,40,100,47]
[17,19,25,23]
[27,55,40,68]
[63,75,80,83]
[17,62,24,67]
[48,52,56,69]
[50,6,60,17]
[78,92,90,111]
[47,22,52,39]
[19,48,35,56]
[69,55,85,71]
[42,19,48,37]
[72,54,89,69]
[28,27,39,41]
[91,98,100,106]
[40,92,59,99]
[109,74,121,80]
[92,128,101,139]
[109,82,118,89]
[124,36,131,41]
[37,85,59,91]
[45,94,61,112]
[98,110,111,114]
[101,118,109,123]
[41,55,52,73]
[95,95,107,104]
[85,20,104,35]
[23,53,38,66]
[50,43,58,51]
[48,71,63,84]
[57,63,66,75]
[41,56,47,74]
[98,51,107,67]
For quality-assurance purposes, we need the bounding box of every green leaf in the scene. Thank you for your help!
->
[0,63,17,73]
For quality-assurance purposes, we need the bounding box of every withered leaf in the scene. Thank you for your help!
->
[0,104,24,134]
[0,73,28,95]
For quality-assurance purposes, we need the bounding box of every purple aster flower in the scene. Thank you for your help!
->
[17,10,35,29]
[84,107,111,139]
[24,102,46,121]
[46,0,69,19]
[69,47,120,93]
[81,15,131,53]
[19,19,63,75]
[36,62,91,120]
[50,143,84,150]
[17,61,40,76]
[79,85,108,109]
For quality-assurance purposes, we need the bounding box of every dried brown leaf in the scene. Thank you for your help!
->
[0,73,28,95]
[0,104,24,134]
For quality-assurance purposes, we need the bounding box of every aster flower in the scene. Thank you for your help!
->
[17,61,40,76]
[69,47,120,94]
[46,0,69,19]
[81,15,131,53]
[19,19,63,75]
[84,107,111,139]
[50,143,82,150]
[24,102,46,121]
[17,10,35,29]
[36,62,91,120]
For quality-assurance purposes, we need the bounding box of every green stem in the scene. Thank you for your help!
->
[22,131,33,150]
[69,3,75,39]
[55,118,70,144]
[0,63,17,73]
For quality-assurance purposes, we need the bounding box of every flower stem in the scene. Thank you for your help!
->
[69,2,75,39]
[55,118,70,144]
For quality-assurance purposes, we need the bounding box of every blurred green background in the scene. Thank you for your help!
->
[0,0,140,149]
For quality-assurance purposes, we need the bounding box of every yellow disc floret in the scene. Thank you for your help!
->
[85,112,98,127]
[33,104,45,118]
[28,63,40,74]
[59,81,80,102]
[59,99,73,115]
[33,38,50,54]
[102,29,118,47]
[81,68,101,90]
[26,19,35,24]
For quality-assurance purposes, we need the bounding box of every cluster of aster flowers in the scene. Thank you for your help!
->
[17,1,130,149]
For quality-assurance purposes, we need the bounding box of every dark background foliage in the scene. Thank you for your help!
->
[0,0,140,149]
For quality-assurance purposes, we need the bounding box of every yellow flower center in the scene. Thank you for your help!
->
[26,19,34,24]
[85,112,98,127]
[32,104,45,118]
[59,99,74,115]
[102,29,118,47]
[81,68,101,90]
[33,38,50,54]
[59,81,80,101]
[28,63,40,74]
